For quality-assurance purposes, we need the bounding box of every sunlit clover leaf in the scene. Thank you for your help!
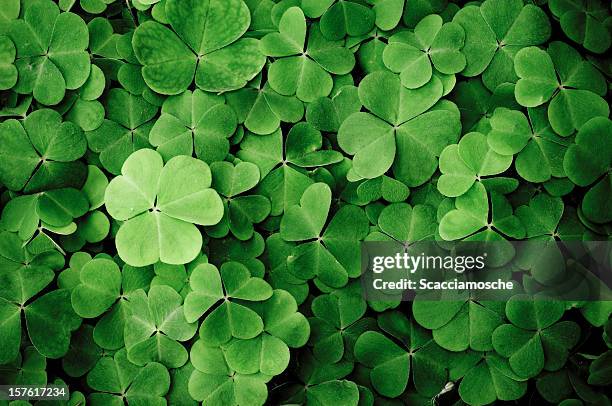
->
[149,89,237,163]
[124,285,196,368]
[70,258,121,318]
[104,149,224,266]
[549,0,611,54]
[132,0,265,94]
[356,311,453,398]
[87,349,170,405]
[227,81,304,135]
[563,117,612,224]
[86,88,158,175]
[188,341,269,406]
[308,281,371,364]
[488,107,569,183]
[338,70,459,185]
[491,295,578,379]
[207,161,270,241]
[438,132,512,197]
[8,0,90,105]
[184,262,272,346]
[237,128,316,216]
[452,0,551,91]
[305,85,361,132]
[383,14,465,89]
[514,42,609,137]
[0,109,87,193]
[458,353,528,406]
[371,0,405,31]
[0,35,17,90]
[262,8,355,102]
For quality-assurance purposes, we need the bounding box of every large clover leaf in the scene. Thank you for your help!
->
[452,0,551,91]
[514,41,609,137]
[549,0,611,54]
[124,285,197,368]
[8,0,90,105]
[132,0,265,94]
[104,149,224,266]
[338,70,460,185]
[0,109,87,193]
[149,89,237,163]
[261,8,355,102]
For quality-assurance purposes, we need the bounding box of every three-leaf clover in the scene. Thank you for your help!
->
[132,0,266,94]
[514,41,609,136]
[383,14,466,89]
[8,0,90,105]
[104,149,224,266]
[549,0,611,54]
[338,70,460,185]
[0,109,87,193]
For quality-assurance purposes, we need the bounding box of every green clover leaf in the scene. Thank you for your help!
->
[8,0,90,105]
[132,0,265,94]
[149,89,237,163]
[338,70,460,185]
[0,35,17,90]
[0,109,87,193]
[124,285,197,368]
[453,0,551,91]
[104,148,224,266]
[549,0,611,54]
[383,14,466,89]
[514,41,609,136]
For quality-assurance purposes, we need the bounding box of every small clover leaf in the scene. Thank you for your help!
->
[132,0,265,94]
[0,35,17,90]
[86,88,158,175]
[383,14,466,89]
[124,285,197,368]
[262,8,355,102]
[70,258,121,318]
[104,149,224,266]
[149,89,238,163]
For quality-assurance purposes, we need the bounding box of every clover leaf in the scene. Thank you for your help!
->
[87,349,170,404]
[132,0,265,94]
[104,149,224,266]
[453,0,551,91]
[514,41,609,136]
[124,285,196,368]
[338,70,460,185]
[0,35,17,90]
[86,88,158,175]
[149,89,237,163]
[438,131,512,197]
[563,117,612,224]
[549,0,611,54]
[488,106,569,183]
[0,109,87,193]
[184,262,273,346]
[383,14,466,89]
[262,8,355,102]
[8,0,90,105]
